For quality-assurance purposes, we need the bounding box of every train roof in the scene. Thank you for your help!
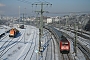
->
[61,35,68,42]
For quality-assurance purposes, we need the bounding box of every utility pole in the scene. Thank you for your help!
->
[22,13,25,25]
[19,6,20,27]
[22,13,25,43]
[24,7,26,22]
[59,17,61,30]
[65,16,68,30]
[21,8,27,25]
[35,12,39,28]
[74,23,77,56]
[32,2,52,55]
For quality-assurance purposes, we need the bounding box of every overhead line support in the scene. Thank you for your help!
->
[32,2,52,55]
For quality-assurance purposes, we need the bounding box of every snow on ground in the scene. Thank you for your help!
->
[60,29,88,60]
[67,38,85,60]
[0,25,39,60]
[0,29,5,35]
[60,29,90,50]
[0,25,60,60]
[0,25,62,60]
[0,25,89,60]
[42,29,60,60]
[0,25,11,34]
[0,26,6,35]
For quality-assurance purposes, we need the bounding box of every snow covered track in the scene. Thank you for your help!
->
[78,43,90,60]
[22,31,37,60]
[0,38,13,53]
[65,28,90,40]
[0,34,9,42]
[0,32,24,59]
[44,27,73,60]
[61,54,71,60]
[44,35,54,60]
[0,25,39,60]
[61,30,90,60]
[43,29,57,60]
[1,25,89,60]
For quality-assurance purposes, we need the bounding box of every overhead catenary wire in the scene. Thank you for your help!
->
[17,0,31,4]
[47,11,90,14]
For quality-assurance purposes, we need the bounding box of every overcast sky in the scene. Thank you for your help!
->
[0,0,90,17]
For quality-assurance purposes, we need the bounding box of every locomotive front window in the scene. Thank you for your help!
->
[62,42,69,45]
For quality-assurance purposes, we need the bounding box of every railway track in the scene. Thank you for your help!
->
[44,26,73,60]
[61,54,71,60]
[45,28,61,60]
[77,30,90,36]
[71,30,90,40]
[0,32,24,59]
[44,29,58,60]
[65,29,90,40]
[0,36,11,49]
[0,34,9,42]
[78,43,90,60]
[0,31,22,52]
[61,31,90,60]
[44,29,52,60]
[45,37,52,60]
[29,32,37,60]
[51,34,56,60]
[70,28,90,36]
[0,31,22,51]
[22,31,36,60]
[0,37,23,59]
[0,25,39,60]
[0,38,14,52]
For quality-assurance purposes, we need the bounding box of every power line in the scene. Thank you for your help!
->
[17,0,31,4]
[37,0,42,2]
[48,11,90,14]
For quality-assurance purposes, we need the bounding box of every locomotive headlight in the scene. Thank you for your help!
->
[10,34,14,35]
[61,46,69,50]
[66,46,69,49]
[61,46,64,49]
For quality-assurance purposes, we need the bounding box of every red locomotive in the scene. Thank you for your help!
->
[60,35,70,54]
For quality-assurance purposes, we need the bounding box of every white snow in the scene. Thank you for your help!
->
[60,29,90,60]
[0,25,89,60]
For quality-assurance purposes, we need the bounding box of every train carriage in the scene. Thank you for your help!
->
[19,25,24,29]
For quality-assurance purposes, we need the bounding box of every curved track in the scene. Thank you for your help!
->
[22,31,37,60]
[15,27,39,60]
[44,26,73,60]
[43,29,59,60]
[61,30,90,60]
[65,28,90,40]
[0,32,24,59]
[61,54,71,60]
